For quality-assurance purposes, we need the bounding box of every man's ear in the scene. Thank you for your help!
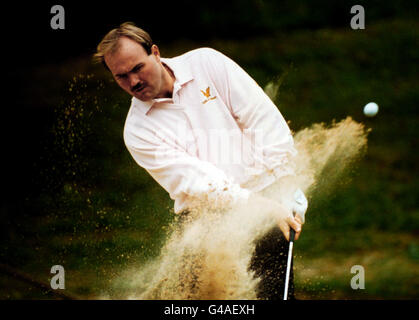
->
[151,44,160,61]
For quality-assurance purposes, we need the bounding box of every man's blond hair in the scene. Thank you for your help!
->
[93,22,153,68]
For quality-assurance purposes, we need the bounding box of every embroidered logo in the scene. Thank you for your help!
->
[200,87,217,104]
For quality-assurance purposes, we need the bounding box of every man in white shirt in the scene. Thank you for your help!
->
[94,22,308,299]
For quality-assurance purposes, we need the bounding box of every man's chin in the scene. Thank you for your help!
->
[135,95,150,102]
[134,91,153,102]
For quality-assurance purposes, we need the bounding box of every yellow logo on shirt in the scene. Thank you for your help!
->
[201,87,217,104]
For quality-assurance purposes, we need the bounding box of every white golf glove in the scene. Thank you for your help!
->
[292,188,308,224]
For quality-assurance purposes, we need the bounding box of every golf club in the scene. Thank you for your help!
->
[283,222,296,300]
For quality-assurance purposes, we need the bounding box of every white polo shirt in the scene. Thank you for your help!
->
[123,48,298,214]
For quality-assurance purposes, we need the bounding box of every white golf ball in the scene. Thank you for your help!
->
[363,102,379,117]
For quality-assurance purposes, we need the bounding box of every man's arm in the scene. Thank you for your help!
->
[204,48,297,183]
[125,120,302,240]
[204,48,308,233]
[124,128,250,213]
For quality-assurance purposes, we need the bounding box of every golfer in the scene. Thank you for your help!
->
[94,22,308,300]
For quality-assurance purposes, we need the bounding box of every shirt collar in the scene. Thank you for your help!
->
[133,57,194,115]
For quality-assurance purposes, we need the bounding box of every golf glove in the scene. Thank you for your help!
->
[292,188,308,224]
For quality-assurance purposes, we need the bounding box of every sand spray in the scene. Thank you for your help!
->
[102,116,368,299]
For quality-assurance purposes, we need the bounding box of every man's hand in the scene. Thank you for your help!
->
[279,188,308,241]
[276,206,303,242]
[247,194,303,241]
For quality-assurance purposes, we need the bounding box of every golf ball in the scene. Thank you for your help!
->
[363,102,379,117]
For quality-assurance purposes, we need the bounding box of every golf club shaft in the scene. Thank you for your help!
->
[283,228,295,300]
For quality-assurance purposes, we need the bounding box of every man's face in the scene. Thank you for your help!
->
[104,37,164,101]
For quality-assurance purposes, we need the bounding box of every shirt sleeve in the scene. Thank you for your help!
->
[124,127,250,214]
[205,48,298,182]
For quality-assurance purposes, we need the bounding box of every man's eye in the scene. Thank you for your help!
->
[133,65,143,72]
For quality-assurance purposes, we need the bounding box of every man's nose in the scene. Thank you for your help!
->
[128,74,140,89]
